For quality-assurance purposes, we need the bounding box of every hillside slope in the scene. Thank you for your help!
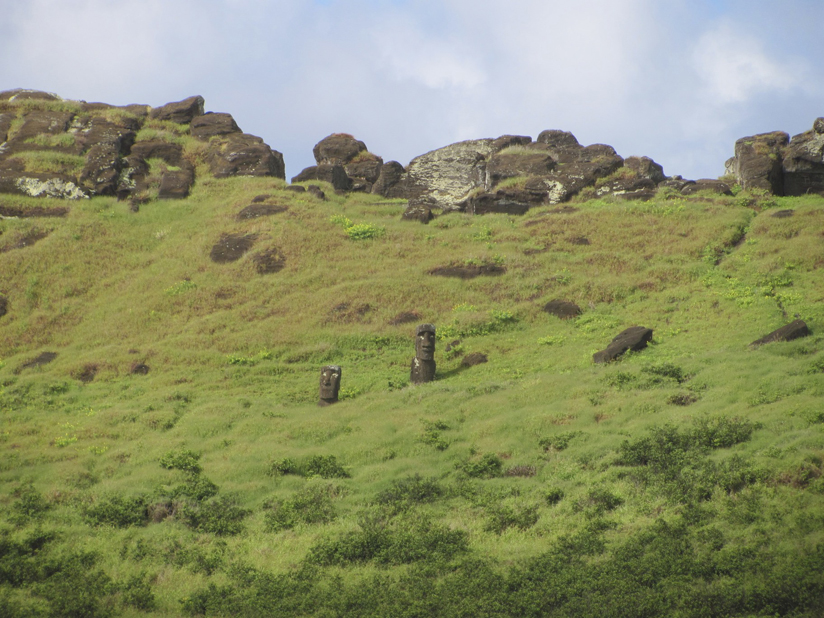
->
[1,149,824,614]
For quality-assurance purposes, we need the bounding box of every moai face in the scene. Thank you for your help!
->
[319,365,341,403]
[415,324,436,361]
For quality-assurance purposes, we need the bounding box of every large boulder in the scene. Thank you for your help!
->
[158,163,195,199]
[0,172,88,199]
[206,133,285,179]
[191,112,241,139]
[542,143,624,203]
[463,180,549,215]
[405,138,497,210]
[130,140,184,166]
[149,95,204,124]
[730,131,789,195]
[371,161,407,198]
[593,326,653,363]
[78,118,137,196]
[680,179,733,196]
[486,149,556,187]
[11,111,74,143]
[624,156,666,184]
[783,119,824,196]
[0,89,60,102]
[291,164,351,192]
[313,133,367,165]
[751,319,809,346]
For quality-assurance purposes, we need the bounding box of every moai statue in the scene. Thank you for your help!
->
[319,365,341,406]
[410,324,436,384]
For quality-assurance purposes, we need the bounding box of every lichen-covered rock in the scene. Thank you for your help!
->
[78,118,137,196]
[405,138,497,210]
[783,120,824,196]
[206,133,285,179]
[0,173,88,199]
[593,326,653,363]
[191,112,241,139]
[371,161,407,198]
[313,133,367,165]
[730,131,789,194]
[149,95,204,124]
[751,319,809,346]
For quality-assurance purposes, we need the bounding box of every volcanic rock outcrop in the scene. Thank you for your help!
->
[725,118,824,197]
[0,89,285,202]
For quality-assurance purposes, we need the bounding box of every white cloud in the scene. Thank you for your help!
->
[693,23,806,104]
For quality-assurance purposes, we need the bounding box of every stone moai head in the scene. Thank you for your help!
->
[319,365,341,405]
[415,324,436,361]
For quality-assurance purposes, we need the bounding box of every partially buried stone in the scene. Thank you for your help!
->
[593,326,653,363]
[410,324,436,384]
[750,319,809,346]
[319,365,342,406]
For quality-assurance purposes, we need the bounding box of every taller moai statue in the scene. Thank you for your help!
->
[410,324,436,384]
[319,365,341,406]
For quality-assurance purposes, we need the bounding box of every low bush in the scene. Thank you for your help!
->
[159,448,202,474]
[375,475,443,513]
[485,504,539,534]
[85,495,148,528]
[267,455,350,479]
[458,453,503,478]
[574,488,624,516]
[538,431,580,452]
[264,482,339,532]
[180,496,249,536]
[11,484,51,524]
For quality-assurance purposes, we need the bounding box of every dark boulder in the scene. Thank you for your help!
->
[730,131,789,195]
[0,294,7,318]
[0,89,61,102]
[191,112,241,139]
[210,233,257,263]
[536,130,581,150]
[291,164,351,192]
[313,133,367,165]
[543,300,581,320]
[307,185,327,200]
[372,161,407,198]
[149,95,204,124]
[624,156,666,184]
[11,111,74,143]
[486,150,556,187]
[680,179,733,196]
[345,154,384,185]
[158,163,195,199]
[79,116,140,150]
[463,187,539,215]
[461,352,488,367]
[783,120,824,196]
[206,133,285,179]
[491,135,532,151]
[79,143,124,196]
[593,326,653,363]
[130,140,184,166]
[751,319,809,346]
[402,203,433,223]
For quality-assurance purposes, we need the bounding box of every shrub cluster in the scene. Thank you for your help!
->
[264,482,339,532]
[267,455,350,479]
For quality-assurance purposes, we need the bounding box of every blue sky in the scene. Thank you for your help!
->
[1,0,822,181]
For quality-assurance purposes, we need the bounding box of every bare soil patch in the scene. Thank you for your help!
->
[73,364,98,383]
[16,351,57,373]
[252,247,286,274]
[0,205,68,218]
[1,228,50,252]
[389,311,421,325]
[429,264,506,279]
[210,233,257,263]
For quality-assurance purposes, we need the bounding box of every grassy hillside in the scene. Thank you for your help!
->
[1,162,824,616]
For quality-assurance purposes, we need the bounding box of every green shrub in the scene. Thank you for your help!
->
[85,495,148,528]
[264,483,339,532]
[538,431,580,452]
[346,223,384,240]
[11,483,51,524]
[308,514,468,566]
[545,488,565,505]
[180,495,249,536]
[120,572,156,611]
[420,419,451,450]
[267,457,298,476]
[642,362,688,384]
[171,475,219,501]
[159,448,202,474]
[459,453,503,478]
[375,475,443,513]
[574,488,624,516]
[304,455,350,479]
[485,504,539,534]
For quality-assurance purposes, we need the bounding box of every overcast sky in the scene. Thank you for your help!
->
[1,0,822,181]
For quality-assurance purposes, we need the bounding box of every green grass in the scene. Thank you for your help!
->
[1,176,823,615]
[7,150,86,175]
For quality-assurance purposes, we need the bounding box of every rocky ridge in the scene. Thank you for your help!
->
[1,89,822,216]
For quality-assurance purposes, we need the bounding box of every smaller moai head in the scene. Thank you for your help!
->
[319,365,342,404]
[415,324,436,361]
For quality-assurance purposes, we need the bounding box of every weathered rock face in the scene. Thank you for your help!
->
[486,149,556,187]
[783,123,824,196]
[191,112,241,139]
[149,95,204,124]
[0,91,287,201]
[593,326,653,363]
[731,131,788,195]
[751,319,809,346]
[680,179,733,196]
[372,161,407,198]
[206,133,285,179]
[345,154,384,188]
[543,300,582,320]
[405,138,497,210]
